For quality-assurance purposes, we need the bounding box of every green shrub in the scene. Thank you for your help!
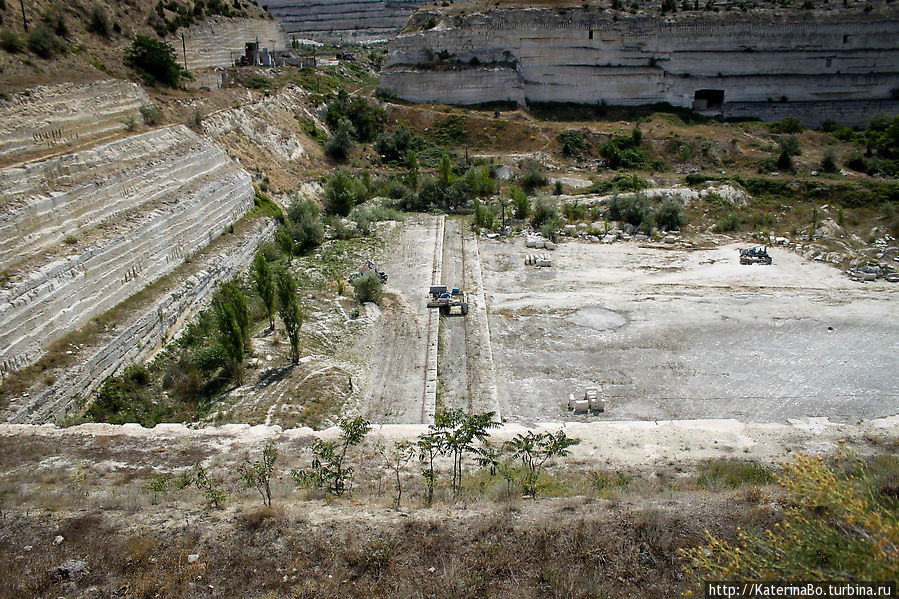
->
[655,198,685,231]
[769,117,805,134]
[682,451,897,587]
[601,130,646,169]
[285,197,324,253]
[243,75,271,89]
[821,147,839,173]
[512,189,531,219]
[124,35,185,87]
[324,117,356,162]
[325,169,367,216]
[715,212,742,232]
[558,130,591,159]
[464,165,496,198]
[519,159,548,193]
[532,200,562,241]
[587,173,649,195]
[27,25,66,58]
[0,29,23,53]
[607,194,650,227]
[431,114,467,145]
[696,458,774,489]
[87,364,168,427]
[352,272,383,305]
[325,90,386,143]
[473,198,496,230]
[139,103,163,125]
[376,125,419,164]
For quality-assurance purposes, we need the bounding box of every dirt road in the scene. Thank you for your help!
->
[357,215,440,423]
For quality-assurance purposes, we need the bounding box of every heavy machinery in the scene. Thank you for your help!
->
[350,260,388,283]
[739,246,772,265]
[427,285,469,316]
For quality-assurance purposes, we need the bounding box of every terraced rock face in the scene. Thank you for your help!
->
[6,219,276,425]
[203,86,315,162]
[382,8,899,126]
[0,80,150,164]
[0,125,253,377]
[266,0,429,42]
[175,16,288,69]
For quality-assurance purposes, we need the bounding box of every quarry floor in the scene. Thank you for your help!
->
[480,236,899,424]
[220,216,898,429]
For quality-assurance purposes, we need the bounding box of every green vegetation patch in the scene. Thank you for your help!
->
[695,458,775,490]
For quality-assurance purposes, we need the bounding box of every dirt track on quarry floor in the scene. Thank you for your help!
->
[480,237,898,424]
[356,215,439,424]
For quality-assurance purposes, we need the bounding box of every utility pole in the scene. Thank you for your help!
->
[181,32,188,71]
[19,0,28,31]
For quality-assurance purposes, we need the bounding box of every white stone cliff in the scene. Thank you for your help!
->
[380,8,899,126]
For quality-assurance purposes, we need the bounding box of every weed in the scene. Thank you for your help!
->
[695,458,774,490]
[139,103,163,125]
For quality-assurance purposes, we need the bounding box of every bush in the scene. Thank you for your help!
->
[139,103,163,125]
[352,272,383,305]
[376,125,419,164]
[558,130,591,159]
[769,134,802,171]
[124,35,185,87]
[769,117,805,134]
[463,165,495,199]
[431,114,467,146]
[682,451,899,587]
[607,194,650,227]
[325,169,367,216]
[821,147,839,174]
[519,159,548,193]
[655,198,685,231]
[87,364,168,427]
[601,131,646,169]
[531,197,560,229]
[0,29,23,53]
[695,458,774,490]
[512,189,530,219]
[324,117,356,163]
[587,173,649,195]
[716,212,742,232]
[285,197,324,253]
[27,25,66,58]
[325,91,386,143]
[87,5,111,37]
[473,199,496,230]
[243,75,271,89]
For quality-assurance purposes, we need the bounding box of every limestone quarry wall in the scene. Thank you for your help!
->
[202,86,316,161]
[174,16,288,69]
[266,0,429,42]
[0,80,149,163]
[0,125,254,376]
[381,9,899,126]
[7,220,276,424]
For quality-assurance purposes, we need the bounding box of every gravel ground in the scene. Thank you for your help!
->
[480,237,898,424]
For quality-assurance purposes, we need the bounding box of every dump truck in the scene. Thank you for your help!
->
[739,247,772,265]
[350,260,388,283]
[427,285,468,316]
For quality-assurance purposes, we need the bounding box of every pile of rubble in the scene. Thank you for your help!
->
[847,260,899,282]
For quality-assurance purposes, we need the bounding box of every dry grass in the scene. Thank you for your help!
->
[5,427,893,598]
